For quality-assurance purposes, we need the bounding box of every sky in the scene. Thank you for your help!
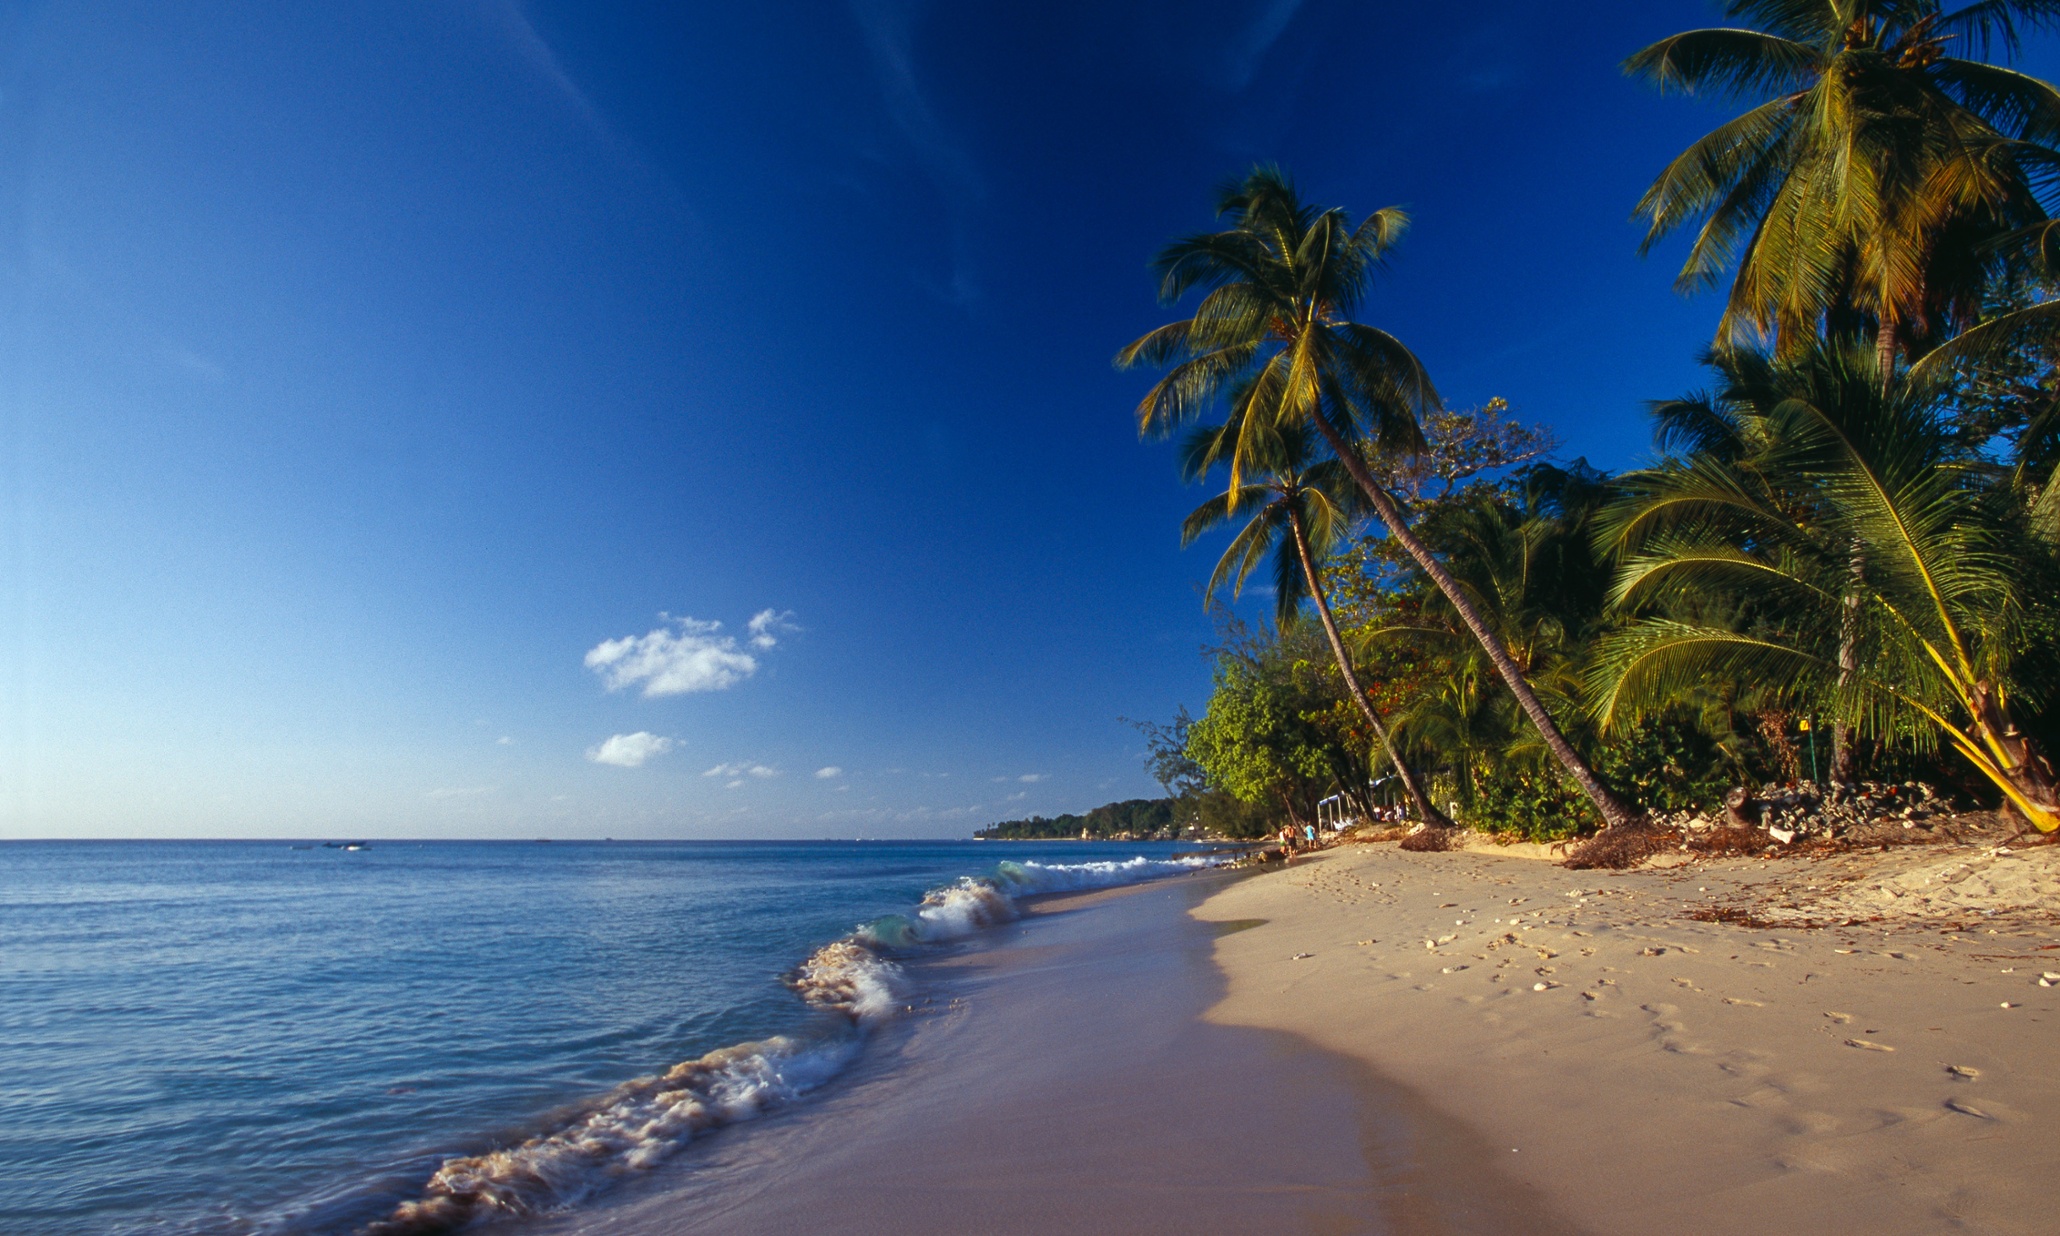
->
[7,2,2056,839]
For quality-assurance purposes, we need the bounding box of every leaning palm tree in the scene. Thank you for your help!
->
[1118,167,1643,830]
[1178,413,1454,830]
[1627,0,2060,378]
[1594,341,2059,831]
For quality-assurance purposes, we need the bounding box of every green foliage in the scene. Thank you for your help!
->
[1627,1,2060,358]
[1594,340,2060,827]
[1184,656,1328,807]
[1465,766,1598,843]
[1180,620,1389,827]
[1592,714,1736,814]
[974,798,1182,841]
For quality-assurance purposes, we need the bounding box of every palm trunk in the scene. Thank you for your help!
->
[1876,316,1898,396]
[1307,417,1642,830]
[1831,542,1863,783]
[1970,680,2060,832]
[1286,506,1455,829]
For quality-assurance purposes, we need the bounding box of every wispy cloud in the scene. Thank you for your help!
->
[1224,0,1305,90]
[1017,773,1045,783]
[846,0,984,305]
[747,608,800,650]
[704,762,779,779]
[815,766,844,779]
[480,0,615,144]
[159,345,224,382]
[427,785,496,799]
[815,803,989,823]
[585,612,792,696]
[588,732,674,768]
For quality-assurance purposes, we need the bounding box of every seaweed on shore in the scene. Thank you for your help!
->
[1562,823,1684,870]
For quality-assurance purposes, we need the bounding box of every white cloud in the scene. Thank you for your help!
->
[1018,773,1045,783]
[496,736,515,746]
[588,732,674,768]
[726,779,745,789]
[815,766,843,779]
[746,608,800,650]
[586,616,758,696]
[586,610,799,696]
[705,762,778,779]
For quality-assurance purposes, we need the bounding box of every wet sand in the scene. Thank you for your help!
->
[535,873,1567,1235]
[1198,843,2060,1235]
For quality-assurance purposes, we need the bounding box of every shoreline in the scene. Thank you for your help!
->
[1196,843,2060,1234]
[531,870,1562,1235]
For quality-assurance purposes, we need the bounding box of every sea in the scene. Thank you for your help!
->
[0,839,1226,1235]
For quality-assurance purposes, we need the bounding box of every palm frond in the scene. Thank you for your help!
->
[1929,58,2060,143]
[1933,1,2060,60]
[1906,298,2060,385]
[1625,28,1821,99]
[1590,622,1830,731]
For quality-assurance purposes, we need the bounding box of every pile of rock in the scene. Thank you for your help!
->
[1664,781,1959,846]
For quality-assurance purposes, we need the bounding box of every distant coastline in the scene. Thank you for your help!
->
[973,797,1200,842]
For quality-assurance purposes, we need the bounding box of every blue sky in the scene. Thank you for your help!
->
[8,2,2054,838]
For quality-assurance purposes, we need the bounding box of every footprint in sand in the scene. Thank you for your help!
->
[1947,1064,1981,1080]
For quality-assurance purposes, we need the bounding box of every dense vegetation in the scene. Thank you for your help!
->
[974,798,1186,841]
[1124,2,2060,859]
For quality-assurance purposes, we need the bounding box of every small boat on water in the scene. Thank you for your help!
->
[322,841,372,851]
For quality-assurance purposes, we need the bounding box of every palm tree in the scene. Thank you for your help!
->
[1178,412,1455,829]
[1626,0,2060,379]
[1593,341,2059,831]
[1634,345,1880,780]
[1117,167,1643,829]
[1352,468,1616,829]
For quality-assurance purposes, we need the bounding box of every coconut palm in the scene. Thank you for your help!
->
[1593,341,2059,831]
[1350,468,1616,825]
[1632,344,1883,780]
[1627,0,2060,377]
[1178,413,1454,829]
[1118,167,1643,830]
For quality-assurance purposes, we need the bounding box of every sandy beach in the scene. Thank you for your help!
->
[1198,840,2060,1235]
[534,872,1568,1236]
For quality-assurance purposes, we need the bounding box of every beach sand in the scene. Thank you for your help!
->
[1197,840,2060,1235]
[537,874,1565,1235]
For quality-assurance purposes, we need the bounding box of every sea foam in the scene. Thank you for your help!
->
[364,850,1225,1233]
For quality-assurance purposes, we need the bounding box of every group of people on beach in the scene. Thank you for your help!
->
[1275,823,1321,856]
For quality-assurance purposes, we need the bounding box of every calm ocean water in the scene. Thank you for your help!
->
[0,839,1220,1235]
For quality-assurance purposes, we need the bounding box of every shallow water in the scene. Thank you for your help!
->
[537,874,1572,1235]
[0,839,1217,1234]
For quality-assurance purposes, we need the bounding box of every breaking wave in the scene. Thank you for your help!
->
[364,851,1225,1233]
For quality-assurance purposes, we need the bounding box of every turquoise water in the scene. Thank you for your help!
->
[0,840,1220,1234]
